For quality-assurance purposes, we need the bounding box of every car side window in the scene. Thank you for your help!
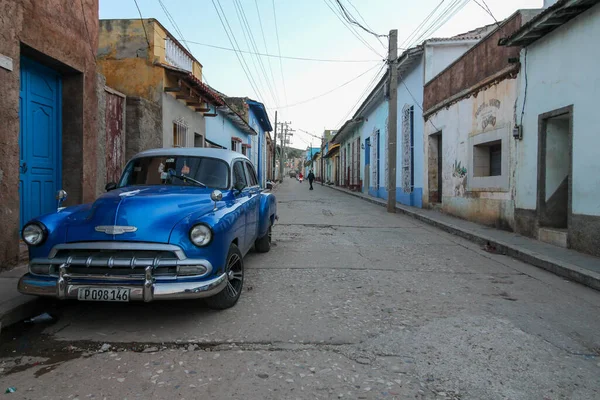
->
[245,162,258,187]
[233,161,247,189]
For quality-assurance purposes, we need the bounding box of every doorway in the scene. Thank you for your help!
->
[428,132,442,204]
[19,57,62,229]
[537,107,573,230]
[375,130,381,191]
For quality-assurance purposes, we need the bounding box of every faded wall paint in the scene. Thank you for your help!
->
[205,109,252,153]
[162,93,206,148]
[105,88,126,185]
[424,78,518,229]
[0,0,99,268]
[125,97,162,160]
[514,3,600,256]
[423,12,528,111]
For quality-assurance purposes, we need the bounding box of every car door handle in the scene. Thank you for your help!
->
[21,162,27,173]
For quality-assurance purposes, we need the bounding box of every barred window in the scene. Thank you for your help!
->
[172,118,188,147]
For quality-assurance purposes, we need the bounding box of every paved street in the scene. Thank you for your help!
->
[1,179,600,399]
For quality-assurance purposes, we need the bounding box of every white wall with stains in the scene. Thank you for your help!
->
[515,3,600,217]
[423,78,518,228]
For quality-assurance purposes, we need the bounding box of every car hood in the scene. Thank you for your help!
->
[64,186,216,243]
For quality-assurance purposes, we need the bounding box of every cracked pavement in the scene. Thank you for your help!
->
[1,179,600,399]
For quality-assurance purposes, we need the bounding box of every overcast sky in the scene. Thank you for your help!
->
[100,0,542,149]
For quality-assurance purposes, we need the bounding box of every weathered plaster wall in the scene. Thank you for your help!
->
[424,13,524,111]
[205,109,252,153]
[96,73,107,197]
[424,78,518,229]
[515,3,600,256]
[125,97,162,160]
[0,0,99,267]
[98,19,164,103]
[162,93,206,148]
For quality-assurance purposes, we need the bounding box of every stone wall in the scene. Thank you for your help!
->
[125,97,162,160]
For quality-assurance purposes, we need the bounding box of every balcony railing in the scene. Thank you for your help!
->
[165,38,193,73]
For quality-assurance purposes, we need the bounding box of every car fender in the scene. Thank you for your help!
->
[169,192,246,275]
[258,192,277,238]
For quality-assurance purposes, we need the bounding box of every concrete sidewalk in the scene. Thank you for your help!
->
[324,183,600,291]
[0,264,43,329]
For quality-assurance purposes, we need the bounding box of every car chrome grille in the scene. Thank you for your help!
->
[33,248,182,279]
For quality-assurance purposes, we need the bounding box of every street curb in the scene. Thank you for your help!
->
[324,184,600,291]
[0,297,43,330]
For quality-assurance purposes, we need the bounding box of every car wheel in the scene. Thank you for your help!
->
[205,243,244,310]
[254,225,271,253]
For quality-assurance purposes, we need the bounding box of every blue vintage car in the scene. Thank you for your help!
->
[18,148,277,309]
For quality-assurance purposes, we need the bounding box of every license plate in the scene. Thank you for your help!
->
[77,287,130,302]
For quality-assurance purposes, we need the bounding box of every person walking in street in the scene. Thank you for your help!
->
[308,170,315,190]
[298,171,303,183]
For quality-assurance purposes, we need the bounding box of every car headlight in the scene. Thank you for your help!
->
[22,223,47,246]
[189,224,213,247]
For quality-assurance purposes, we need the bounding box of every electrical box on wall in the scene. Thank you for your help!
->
[513,125,523,140]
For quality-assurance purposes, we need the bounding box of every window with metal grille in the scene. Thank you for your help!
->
[172,118,188,147]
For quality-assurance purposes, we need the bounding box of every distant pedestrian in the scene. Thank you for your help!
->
[308,170,315,190]
[298,172,303,183]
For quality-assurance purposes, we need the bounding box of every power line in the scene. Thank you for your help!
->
[333,0,387,39]
[254,0,280,107]
[179,40,382,63]
[323,0,383,58]
[157,0,191,53]
[272,0,288,106]
[408,0,470,48]
[399,0,445,50]
[345,0,386,50]
[211,0,267,104]
[268,62,384,109]
[472,0,500,27]
[335,62,387,128]
[232,0,279,108]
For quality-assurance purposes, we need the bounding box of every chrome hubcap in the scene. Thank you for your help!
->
[225,253,243,298]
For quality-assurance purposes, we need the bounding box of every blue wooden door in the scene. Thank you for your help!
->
[19,57,62,228]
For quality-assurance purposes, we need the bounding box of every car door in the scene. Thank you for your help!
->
[244,161,261,245]
[232,160,250,252]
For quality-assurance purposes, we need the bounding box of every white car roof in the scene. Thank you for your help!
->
[132,148,249,164]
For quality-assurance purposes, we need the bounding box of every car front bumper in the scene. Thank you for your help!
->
[18,267,228,302]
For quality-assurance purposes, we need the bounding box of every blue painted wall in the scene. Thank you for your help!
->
[357,59,425,208]
[205,109,252,153]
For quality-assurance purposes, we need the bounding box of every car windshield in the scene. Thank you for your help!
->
[119,156,229,190]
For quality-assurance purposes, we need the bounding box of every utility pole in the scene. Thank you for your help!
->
[321,135,325,186]
[387,29,398,213]
[278,121,291,182]
[272,111,278,181]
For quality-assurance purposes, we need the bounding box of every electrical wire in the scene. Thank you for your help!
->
[345,0,387,50]
[211,0,267,104]
[408,0,470,48]
[335,62,387,128]
[157,0,191,53]
[268,62,384,109]
[272,0,288,106]
[333,0,387,39]
[472,0,500,27]
[399,0,445,50]
[255,0,281,107]
[178,40,382,63]
[322,0,383,58]
[233,0,280,108]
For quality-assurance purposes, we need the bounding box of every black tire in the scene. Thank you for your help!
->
[205,243,244,310]
[255,225,271,253]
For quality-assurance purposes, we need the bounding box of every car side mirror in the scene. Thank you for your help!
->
[234,182,246,194]
[105,182,117,192]
[210,190,223,211]
[56,189,68,211]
